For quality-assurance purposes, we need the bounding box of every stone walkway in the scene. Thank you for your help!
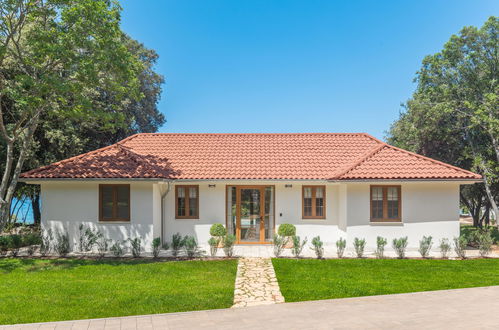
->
[4,286,499,329]
[232,257,284,308]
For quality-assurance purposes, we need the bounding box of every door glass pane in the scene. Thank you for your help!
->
[264,186,274,241]
[116,186,129,219]
[101,186,113,219]
[227,186,236,236]
[240,188,260,242]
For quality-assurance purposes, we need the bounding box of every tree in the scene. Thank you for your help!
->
[18,36,165,225]
[0,0,142,228]
[387,16,499,226]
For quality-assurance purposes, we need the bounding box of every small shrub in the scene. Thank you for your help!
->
[439,238,451,259]
[311,236,324,259]
[54,229,71,257]
[209,224,227,237]
[223,234,236,257]
[96,236,110,258]
[183,236,200,258]
[208,237,219,257]
[152,237,161,258]
[273,235,286,257]
[353,237,366,258]
[375,236,387,259]
[278,224,296,237]
[24,232,42,256]
[162,242,170,250]
[77,224,100,252]
[477,232,493,257]
[336,238,346,258]
[418,236,433,258]
[9,235,23,257]
[453,236,467,259]
[291,235,308,258]
[171,233,184,257]
[392,237,408,259]
[128,238,142,258]
[40,229,53,257]
[0,236,10,256]
[110,241,124,257]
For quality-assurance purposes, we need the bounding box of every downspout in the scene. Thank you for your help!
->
[159,181,172,245]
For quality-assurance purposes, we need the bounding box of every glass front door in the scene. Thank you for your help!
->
[226,185,274,244]
[239,188,262,242]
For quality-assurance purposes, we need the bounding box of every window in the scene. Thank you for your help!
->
[302,186,326,219]
[176,185,199,219]
[99,184,130,222]
[370,185,401,222]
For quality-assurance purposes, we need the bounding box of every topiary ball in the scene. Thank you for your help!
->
[210,223,227,237]
[278,223,296,237]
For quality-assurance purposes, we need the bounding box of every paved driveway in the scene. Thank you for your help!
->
[3,286,499,329]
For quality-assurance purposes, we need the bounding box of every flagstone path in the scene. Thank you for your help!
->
[232,257,285,308]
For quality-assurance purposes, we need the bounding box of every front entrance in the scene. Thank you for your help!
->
[226,185,275,244]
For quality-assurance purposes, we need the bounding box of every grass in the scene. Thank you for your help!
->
[0,258,238,325]
[272,258,499,302]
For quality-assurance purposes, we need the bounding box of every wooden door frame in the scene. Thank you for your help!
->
[226,185,275,245]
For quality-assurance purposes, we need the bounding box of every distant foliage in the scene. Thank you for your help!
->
[477,232,493,257]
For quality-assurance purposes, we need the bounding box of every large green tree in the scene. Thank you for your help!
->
[387,16,499,226]
[0,0,143,227]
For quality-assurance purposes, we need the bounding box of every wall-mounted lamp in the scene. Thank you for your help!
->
[285,184,292,188]
[208,184,216,188]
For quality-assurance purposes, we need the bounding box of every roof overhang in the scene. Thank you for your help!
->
[328,178,483,184]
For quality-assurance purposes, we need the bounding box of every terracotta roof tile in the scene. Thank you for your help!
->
[20,133,481,181]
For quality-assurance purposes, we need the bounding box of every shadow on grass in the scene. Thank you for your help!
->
[0,257,168,274]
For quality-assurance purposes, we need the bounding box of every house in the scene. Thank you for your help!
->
[20,133,481,255]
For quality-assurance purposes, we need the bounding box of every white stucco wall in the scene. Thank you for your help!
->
[37,179,464,254]
[40,181,157,252]
[345,182,461,249]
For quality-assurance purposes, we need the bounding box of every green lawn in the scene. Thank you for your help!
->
[0,258,238,325]
[272,258,499,302]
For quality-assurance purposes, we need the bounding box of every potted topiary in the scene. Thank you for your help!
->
[278,223,296,248]
[210,223,227,247]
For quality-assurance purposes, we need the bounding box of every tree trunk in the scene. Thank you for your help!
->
[32,193,41,225]
[0,112,40,230]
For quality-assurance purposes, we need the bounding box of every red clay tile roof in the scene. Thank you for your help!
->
[20,133,481,181]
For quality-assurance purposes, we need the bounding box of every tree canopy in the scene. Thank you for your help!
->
[0,0,147,227]
[387,16,498,226]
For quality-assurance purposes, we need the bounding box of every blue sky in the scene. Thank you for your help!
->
[120,0,497,140]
